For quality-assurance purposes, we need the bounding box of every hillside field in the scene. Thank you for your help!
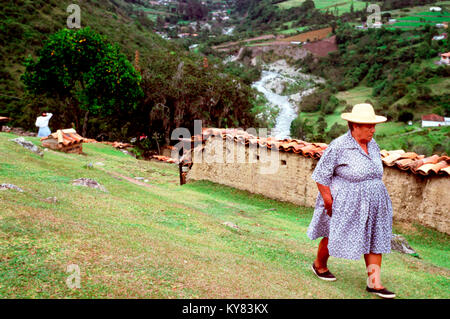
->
[277,0,369,15]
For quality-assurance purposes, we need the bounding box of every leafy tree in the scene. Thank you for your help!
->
[22,27,143,136]
[290,115,314,141]
[327,122,347,141]
[322,96,340,115]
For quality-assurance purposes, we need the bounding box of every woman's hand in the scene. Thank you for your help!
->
[316,182,333,217]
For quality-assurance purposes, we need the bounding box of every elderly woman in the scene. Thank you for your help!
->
[307,103,395,299]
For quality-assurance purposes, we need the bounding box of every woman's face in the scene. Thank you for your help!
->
[353,123,376,143]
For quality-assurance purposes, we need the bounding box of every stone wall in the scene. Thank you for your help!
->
[186,137,450,235]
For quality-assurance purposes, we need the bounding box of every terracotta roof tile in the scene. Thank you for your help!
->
[152,155,177,164]
[40,128,84,146]
[417,161,449,175]
[393,158,415,170]
[191,128,449,177]
[440,166,450,175]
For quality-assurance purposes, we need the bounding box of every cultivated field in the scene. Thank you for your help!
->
[277,0,369,15]
[281,27,333,42]
[387,2,450,28]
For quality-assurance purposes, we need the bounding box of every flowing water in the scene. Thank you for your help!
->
[252,61,320,139]
[252,70,297,139]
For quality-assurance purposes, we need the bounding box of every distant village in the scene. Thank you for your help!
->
[144,0,233,40]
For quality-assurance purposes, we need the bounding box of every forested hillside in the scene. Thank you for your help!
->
[0,0,258,148]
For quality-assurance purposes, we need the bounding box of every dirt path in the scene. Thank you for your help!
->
[98,167,157,188]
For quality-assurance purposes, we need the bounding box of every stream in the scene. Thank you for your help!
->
[251,60,323,139]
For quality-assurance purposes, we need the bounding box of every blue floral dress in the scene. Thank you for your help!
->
[307,130,393,260]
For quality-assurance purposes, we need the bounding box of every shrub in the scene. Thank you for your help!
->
[298,92,321,112]
[290,115,314,140]
[398,111,414,123]
[322,95,339,115]
[432,106,444,116]
[412,144,433,157]
[327,122,347,141]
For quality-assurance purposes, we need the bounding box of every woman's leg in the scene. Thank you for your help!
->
[314,237,330,273]
[364,253,383,289]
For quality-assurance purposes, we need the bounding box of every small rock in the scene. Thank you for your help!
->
[135,177,145,180]
[0,183,24,192]
[391,234,419,258]
[43,197,57,203]
[121,149,136,158]
[84,162,94,169]
[223,221,239,230]
[94,162,105,166]
[10,137,43,157]
[144,179,149,183]
[72,178,107,192]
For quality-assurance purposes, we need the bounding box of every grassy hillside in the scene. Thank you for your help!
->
[0,132,449,298]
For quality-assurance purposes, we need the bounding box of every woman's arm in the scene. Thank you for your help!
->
[316,182,333,217]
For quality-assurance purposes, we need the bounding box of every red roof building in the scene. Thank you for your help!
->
[422,114,445,122]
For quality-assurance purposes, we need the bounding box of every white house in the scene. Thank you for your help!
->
[430,7,442,12]
[421,114,450,127]
[369,21,383,28]
[189,44,199,51]
[433,33,447,41]
[440,52,450,65]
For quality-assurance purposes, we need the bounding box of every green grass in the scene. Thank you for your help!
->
[374,125,450,155]
[391,21,437,28]
[298,83,449,155]
[397,15,450,23]
[335,85,373,107]
[387,7,450,28]
[0,132,449,298]
[416,11,450,17]
[386,1,450,19]
[278,25,310,35]
[298,85,373,130]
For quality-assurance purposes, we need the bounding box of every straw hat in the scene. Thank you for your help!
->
[341,103,387,124]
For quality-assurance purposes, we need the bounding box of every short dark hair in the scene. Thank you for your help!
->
[348,121,354,131]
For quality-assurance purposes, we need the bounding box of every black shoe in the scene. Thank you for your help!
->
[311,263,337,281]
[366,286,396,299]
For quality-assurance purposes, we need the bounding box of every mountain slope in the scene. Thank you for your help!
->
[1,0,257,143]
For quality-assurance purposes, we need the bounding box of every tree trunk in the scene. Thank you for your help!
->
[82,110,89,137]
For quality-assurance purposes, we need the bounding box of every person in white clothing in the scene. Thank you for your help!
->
[35,112,53,137]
